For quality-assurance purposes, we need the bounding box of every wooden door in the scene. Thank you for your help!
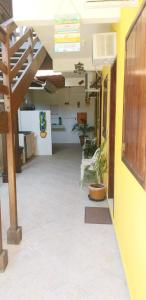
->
[102,77,108,139]
[97,88,102,146]
[122,3,146,189]
[77,112,87,124]
[108,61,116,200]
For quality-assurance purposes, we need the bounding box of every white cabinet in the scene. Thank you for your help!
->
[19,132,35,162]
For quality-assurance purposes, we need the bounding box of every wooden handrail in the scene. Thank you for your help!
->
[10,46,32,81]
[9,28,32,57]
[0,112,8,133]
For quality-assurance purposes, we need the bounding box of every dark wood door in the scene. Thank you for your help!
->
[97,88,102,146]
[77,112,87,124]
[122,2,146,189]
[102,77,108,138]
[108,61,116,201]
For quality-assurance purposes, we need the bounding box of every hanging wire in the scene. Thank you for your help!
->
[54,0,81,18]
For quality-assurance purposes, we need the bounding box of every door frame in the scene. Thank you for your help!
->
[108,61,117,211]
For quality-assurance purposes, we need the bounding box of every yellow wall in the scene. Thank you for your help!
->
[110,1,146,300]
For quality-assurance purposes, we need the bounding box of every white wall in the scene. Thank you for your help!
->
[29,87,95,144]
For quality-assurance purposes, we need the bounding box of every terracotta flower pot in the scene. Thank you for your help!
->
[89,183,106,201]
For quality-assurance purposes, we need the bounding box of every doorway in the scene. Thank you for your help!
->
[108,61,117,214]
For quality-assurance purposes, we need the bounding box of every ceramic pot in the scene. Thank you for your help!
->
[89,183,106,201]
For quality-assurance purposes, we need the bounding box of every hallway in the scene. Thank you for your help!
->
[0,144,130,300]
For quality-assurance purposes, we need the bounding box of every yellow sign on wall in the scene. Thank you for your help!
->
[54,15,80,52]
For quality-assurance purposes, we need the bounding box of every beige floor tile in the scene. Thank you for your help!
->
[0,144,130,300]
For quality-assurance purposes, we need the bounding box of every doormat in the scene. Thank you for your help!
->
[85,207,112,224]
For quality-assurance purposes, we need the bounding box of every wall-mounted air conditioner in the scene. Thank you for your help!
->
[93,32,116,66]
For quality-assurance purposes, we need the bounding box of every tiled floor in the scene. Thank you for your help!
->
[0,144,130,300]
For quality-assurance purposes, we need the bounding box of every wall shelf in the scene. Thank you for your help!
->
[51,124,65,131]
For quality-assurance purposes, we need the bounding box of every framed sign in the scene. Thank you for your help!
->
[54,15,80,53]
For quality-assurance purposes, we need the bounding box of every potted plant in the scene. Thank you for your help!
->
[89,141,107,200]
[82,141,107,200]
[72,123,94,146]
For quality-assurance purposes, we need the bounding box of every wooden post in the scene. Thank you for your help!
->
[2,31,22,244]
[0,107,22,182]
[0,201,8,271]
[1,122,22,184]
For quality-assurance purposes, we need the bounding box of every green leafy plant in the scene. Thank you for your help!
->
[72,123,94,137]
[93,141,107,184]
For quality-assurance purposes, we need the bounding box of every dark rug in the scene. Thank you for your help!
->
[85,207,112,224]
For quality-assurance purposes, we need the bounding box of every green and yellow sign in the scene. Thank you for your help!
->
[54,15,80,53]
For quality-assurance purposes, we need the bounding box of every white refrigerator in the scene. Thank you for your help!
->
[18,110,52,156]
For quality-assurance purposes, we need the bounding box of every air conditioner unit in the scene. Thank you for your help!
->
[93,32,116,66]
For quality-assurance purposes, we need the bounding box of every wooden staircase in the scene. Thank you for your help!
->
[0,47,38,85]
[0,18,47,271]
